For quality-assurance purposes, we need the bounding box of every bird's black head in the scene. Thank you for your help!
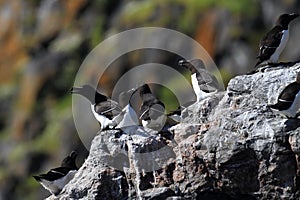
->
[119,88,136,107]
[70,85,107,104]
[138,84,152,97]
[276,13,299,29]
[61,151,78,170]
[178,59,205,74]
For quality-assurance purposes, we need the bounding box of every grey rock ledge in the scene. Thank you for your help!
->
[47,63,300,200]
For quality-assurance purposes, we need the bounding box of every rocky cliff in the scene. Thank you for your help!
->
[47,63,300,200]
[1,1,300,199]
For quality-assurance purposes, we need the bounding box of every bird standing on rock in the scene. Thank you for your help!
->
[71,85,122,130]
[138,84,166,131]
[178,59,219,102]
[71,85,139,130]
[33,151,78,195]
[269,72,300,118]
[115,88,139,129]
[255,13,299,68]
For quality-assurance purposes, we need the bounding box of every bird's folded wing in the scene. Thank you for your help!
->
[94,100,122,118]
[257,26,283,59]
[139,106,150,120]
[278,83,300,101]
[37,167,72,181]
[278,99,293,103]
[196,69,219,92]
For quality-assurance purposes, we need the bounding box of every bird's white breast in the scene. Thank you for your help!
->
[191,73,212,102]
[91,104,113,129]
[269,29,289,63]
[116,105,138,128]
[191,73,202,101]
[39,170,77,195]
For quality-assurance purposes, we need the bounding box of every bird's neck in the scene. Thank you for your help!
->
[187,65,197,74]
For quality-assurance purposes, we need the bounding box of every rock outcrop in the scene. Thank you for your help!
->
[48,63,300,200]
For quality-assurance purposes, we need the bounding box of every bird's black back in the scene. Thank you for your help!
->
[33,167,73,181]
[196,68,219,92]
[140,98,165,120]
[33,151,78,182]
[271,82,300,110]
[256,26,283,65]
[139,85,165,121]
[94,99,122,119]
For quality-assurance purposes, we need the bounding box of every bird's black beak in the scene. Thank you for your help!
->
[178,59,189,67]
[70,87,82,94]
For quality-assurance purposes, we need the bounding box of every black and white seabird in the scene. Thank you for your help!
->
[114,88,139,129]
[269,72,300,118]
[179,59,219,102]
[255,13,299,67]
[71,85,122,130]
[33,151,78,195]
[138,84,166,131]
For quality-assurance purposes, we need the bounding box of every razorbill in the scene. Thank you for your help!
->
[178,59,219,102]
[71,85,122,130]
[269,72,300,118]
[138,84,166,131]
[33,151,78,195]
[114,88,139,129]
[255,13,299,67]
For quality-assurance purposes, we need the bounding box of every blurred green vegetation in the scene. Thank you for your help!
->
[0,0,299,199]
